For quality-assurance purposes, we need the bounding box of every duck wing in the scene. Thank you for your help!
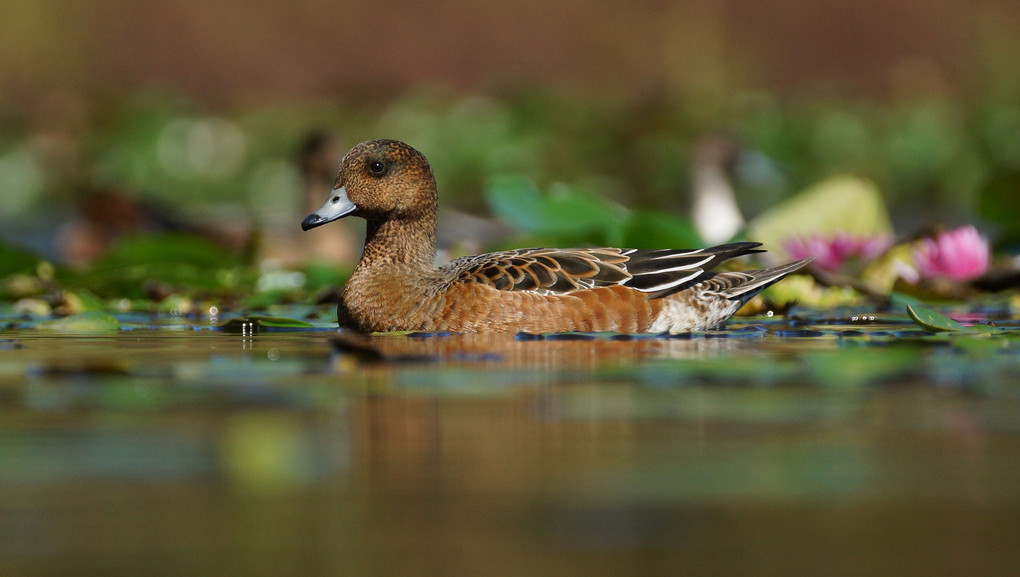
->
[443,242,765,297]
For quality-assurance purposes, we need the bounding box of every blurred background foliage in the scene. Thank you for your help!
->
[2,0,1020,310]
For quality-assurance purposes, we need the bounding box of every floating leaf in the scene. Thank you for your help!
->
[221,316,315,333]
[906,304,965,333]
[255,317,316,328]
[37,311,120,334]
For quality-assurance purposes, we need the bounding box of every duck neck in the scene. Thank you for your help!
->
[358,212,437,270]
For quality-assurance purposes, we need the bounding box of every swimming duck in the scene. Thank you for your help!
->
[302,139,810,334]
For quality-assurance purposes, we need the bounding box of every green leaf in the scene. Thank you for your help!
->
[255,316,315,328]
[82,233,245,297]
[483,175,624,245]
[221,316,315,332]
[96,233,239,270]
[906,304,966,333]
[541,183,622,237]
[747,176,892,257]
[622,210,702,249]
[483,174,545,232]
[303,262,350,290]
[37,311,120,334]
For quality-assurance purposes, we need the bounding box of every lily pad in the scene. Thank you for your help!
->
[221,316,316,333]
[37,311,121,334]
[906,304,966,333]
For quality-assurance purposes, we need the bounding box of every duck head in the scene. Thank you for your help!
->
[301,139,437,231]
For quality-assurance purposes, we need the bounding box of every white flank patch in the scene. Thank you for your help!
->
[649,294,744,333]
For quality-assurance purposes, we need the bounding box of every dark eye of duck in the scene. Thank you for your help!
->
[367,160,387,177]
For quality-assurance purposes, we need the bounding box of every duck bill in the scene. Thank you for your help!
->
[302,186,358,230]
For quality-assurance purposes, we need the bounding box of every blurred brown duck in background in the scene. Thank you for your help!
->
[302,139,811,334]
[57,186,249,268]
[255,131,360,268]
[295,131,359,264]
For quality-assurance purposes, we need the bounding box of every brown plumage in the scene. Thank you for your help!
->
[302,139,811,334]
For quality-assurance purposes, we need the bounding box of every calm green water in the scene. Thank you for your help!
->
[2,309,1019,576]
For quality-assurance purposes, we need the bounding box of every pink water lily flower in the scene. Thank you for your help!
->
[783,232,892,272]
[912,225,989,281]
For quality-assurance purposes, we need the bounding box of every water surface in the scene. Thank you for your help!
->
[2,309,1019,576]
